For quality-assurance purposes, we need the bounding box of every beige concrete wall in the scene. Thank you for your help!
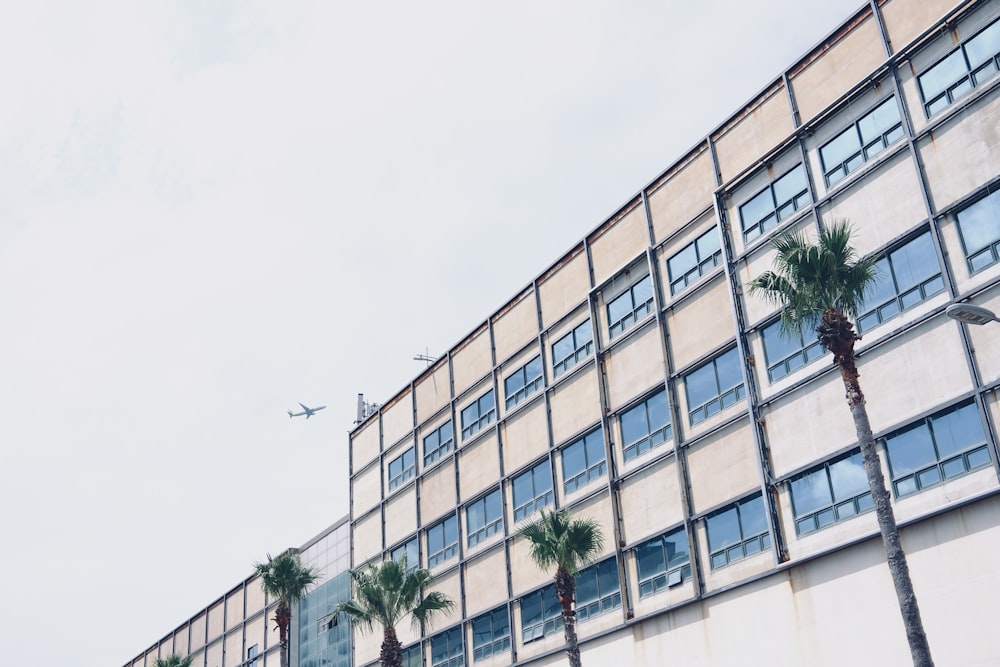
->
[353,623,380,667]
[509,534,552,596]
[647,146,717,244]
[351,419,380,471]
[881,0,955,54]
[208,600,226,641]
[190,613,206,650]
[764,372,860,477]
[792,13,885,123]
[246,577,265,616]
[818,151,928,258]
[666,277,735,371]
[458,432,501,502]
[714,85,795,183]
[415,361,451,424]
[463,546,510,617]
[224,630,241,667]
[452,327,493,396]
[352,462,381,516]
[686,420,760,514]
[548,367,600,445]
[603,326,665,411]
[420,460,457,525]
[619,459,684,543]
[429,569,462,629]
[920,90,1000,211]
[500,400,547,474]
[538,247,590,329]
[589,203,649,287]
[353,510,383,565]
[860,319,973,433]
[493,289,539,365]
[384,486,418,549]
[380,390,413,449]
[244,615,265,660]
[225,588,244,626]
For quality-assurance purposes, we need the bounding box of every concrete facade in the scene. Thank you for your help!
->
[347,1,1000,665]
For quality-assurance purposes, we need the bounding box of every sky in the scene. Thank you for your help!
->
[0,1,864,664]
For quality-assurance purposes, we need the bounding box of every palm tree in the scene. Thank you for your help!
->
[153,656,193,667]
[748,220,934,666]
[518,509,604,667]
[335,556,454,667]
[254,551,319,667]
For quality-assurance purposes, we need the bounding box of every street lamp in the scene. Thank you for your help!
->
[945,303,998,326]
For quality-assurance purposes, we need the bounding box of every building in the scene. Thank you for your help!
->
[346,0,1000,665]
[122,517,351,667]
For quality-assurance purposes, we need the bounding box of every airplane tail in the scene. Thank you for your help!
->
[288,410,294,418]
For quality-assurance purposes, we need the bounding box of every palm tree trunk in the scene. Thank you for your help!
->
[275,602,291,667]
[555,568,583,667]
[832,335,934,666]
[380,626,403,667]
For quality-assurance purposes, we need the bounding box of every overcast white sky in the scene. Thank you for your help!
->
[0,1,864,664]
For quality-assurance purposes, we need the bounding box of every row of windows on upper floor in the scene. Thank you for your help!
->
[388,191,1000,492]
[723,11,1000,252]
[386,396,991,585]
[386,399,993,666]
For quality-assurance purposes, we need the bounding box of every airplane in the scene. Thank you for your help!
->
[288,403,327,419]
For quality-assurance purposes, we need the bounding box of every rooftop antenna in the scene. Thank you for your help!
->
[413,348,437,367]
[355,393,380,425]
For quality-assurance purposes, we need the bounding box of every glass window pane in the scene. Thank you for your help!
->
[965,21,1000,67]
[668,243,698,280]
[772,165,807,204]
[740,189,775,229]
[919,50,969,101]
[791,468,832,516]
[585,431,605,464]
[636,539,665,579]
[697,228,721,258]
[739,495,768,536]
[864,258,896,306]
[762,321,803,364]
[685,362,718,409]
[890,233,938,291]
[821,127,860,171]
[714,348,743,391]
[930,402,984,458]
[632,275,653,305]
[621,403,649,445]
[646,390,670,431]
[706,506,741,552]
[886,423,937,476]
[607,290,632,325]
[829,452,869,502]
[663,528,689,567]
[562,441,586,477]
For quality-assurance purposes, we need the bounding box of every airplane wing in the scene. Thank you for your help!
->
[299,402,310,411]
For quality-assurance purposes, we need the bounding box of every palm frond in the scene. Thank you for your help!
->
[518,509,604,576]
[253,551,319,605]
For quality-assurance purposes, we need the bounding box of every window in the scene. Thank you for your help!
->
[461,390,496,440]
[466,489,503,547]
[402,645,422,667]
[705,494,771,569]
[430,627,463,667]
[427,515,458,568]
[392,537,419,570]
[856,232,944,334]
[512,461,554,521]
[247,644,259,667]
[820,97,904,186]
[574,558,622,622]
[760,316,824,382]
[918,18,1000,116]
[684,347,745,425]
[504,356,543,409]
[472,606,511,662]
[388,447,416,491]
[620,388,672,462]
[423,421,454,467]
[520,584,563,643]
[884,400,990,497]
[635,526,691,598]
[790,450,872,535]
[668,228,723,295]
[318,612,339,634]
[738,165,810,243]
[561,429,607,494]
[552,320,594,378]
[956,188,1000,273]
[607,274,654,338]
